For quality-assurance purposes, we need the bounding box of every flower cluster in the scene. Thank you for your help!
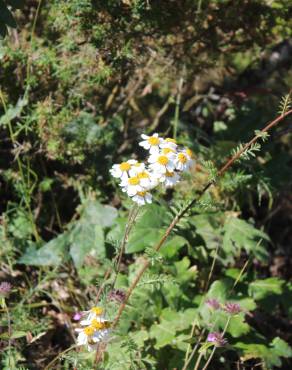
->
[75,306,111,351]
[110,133,194,205]
[206,298,242,315]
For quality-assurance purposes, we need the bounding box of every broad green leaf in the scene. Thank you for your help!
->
[126,204,171,253]
[235,337,292,369]
[174,257,197,283]
[271,337,292,358]
[82,200,117,228]
[249,277,284,300]
[150,308,197,349]
[129,330,149,348]
[69,201,116,267]
[223,216,269,262]
[235,342,281,368]
[150,321,176,348]
[227,314,251,337]
[160,235,188,258]
[69,222,104,268]
[189,213,223,250]
[19,233,69,266]
[206,279,232,302]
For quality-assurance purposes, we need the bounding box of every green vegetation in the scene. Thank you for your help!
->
[0,1,292,369]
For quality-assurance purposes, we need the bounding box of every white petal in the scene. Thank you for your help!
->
[139,141,151,150]
[149,146,160,154]
[127,159,137,165]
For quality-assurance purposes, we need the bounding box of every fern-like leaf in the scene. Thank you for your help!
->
[278,91,292,115]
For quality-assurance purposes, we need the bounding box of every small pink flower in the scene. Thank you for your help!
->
[207,332,227,347]
[0,282,12,297]
[206,298,221,310]
[224,302,241,315]
[107,289,126,303]
[73,312,83,321]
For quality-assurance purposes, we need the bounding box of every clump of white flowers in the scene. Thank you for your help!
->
[75,306,111,351]
[110,134,194,205]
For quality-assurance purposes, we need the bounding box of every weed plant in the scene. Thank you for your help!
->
[0,1,292,369]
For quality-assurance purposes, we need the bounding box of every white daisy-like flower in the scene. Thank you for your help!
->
[120,175,144,196]
[159,171,181,188]
[132,190,152,205]
[128,161,145,177]
[76,320,111,351]
[160,137,178,150]
[175,151,193,171]
[139,133,162,154]
[110,161,132,180]
[137,170,153,188]
[80,306,106,326]
[148,151,176,174]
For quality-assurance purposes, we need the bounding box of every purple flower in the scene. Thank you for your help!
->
[207,332,227,347]
[224,302,241,315]
[73,312,83,321]
[206,298,221,310]
[107,289,126,303]
[0,282,12,297]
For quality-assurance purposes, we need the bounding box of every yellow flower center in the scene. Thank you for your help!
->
[84,326,95,336]
[91,319,103,330]
[91,319,111,330]
[186,148,193,158]
[91,306,103,315]
[137,191,146,197]
[178,153,187,163]
[165,171,174,177]
[134,162,142,167]
[119,162,131,171]
[165,138,176,144]
[138,171,149,179]
[158,155,169,165]
[162,148,175,155]
[148,136,159,146]
[128,176,140,185]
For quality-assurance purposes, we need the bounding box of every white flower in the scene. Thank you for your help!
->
[110,161,132,180]
[139,133,162,154]
[132,191,152,205]
[159,171,180,188]
[148,151,176,174]
[174,150,193,171]
[120,176,144,196]
[138,170,154,188]
[128,161,145,177]
[160,138,178,150]
[80,306,106,326]
[76,320,111,351]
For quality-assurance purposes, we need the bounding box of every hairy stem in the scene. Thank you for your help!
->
[95,205,139,303]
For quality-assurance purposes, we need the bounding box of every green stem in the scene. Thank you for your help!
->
[200,316,231,370]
